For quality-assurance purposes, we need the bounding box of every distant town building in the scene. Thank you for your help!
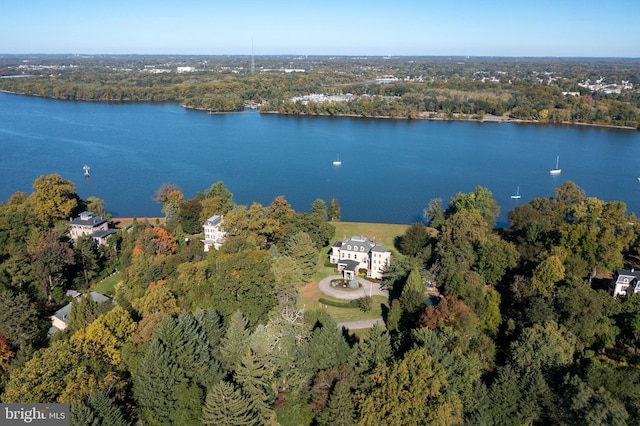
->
[177,66,196,73]
[202,215,227,251]
[329,236,391,280]
[69,211,116,246]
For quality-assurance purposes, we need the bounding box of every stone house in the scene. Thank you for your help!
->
[329,235,391,280]
[69,211,116,246]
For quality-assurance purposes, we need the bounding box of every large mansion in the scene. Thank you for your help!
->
[329,235,391,280]
[69,211,116,246]
[610,269,640,297]
[202,215,227,251]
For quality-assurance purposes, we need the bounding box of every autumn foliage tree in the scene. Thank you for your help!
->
[419,296,478,331]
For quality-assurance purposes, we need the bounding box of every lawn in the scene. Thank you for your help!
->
[331,222,409,255]
[94,272,121,296]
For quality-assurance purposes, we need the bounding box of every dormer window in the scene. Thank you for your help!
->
[360,247,365,252]
[347,245,351,250]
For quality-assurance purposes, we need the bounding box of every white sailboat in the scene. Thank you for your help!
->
[550,156,561,175]
[510,186,521,199]
[333,154,342,166]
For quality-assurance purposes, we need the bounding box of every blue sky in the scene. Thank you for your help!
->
[2,0,639,57]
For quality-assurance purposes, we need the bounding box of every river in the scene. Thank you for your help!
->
[1,92,639,226]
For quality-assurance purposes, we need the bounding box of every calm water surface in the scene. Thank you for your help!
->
[1,92,640,226]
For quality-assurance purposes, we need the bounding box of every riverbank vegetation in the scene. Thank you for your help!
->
[2,175,640,424]
[1,55,639,128]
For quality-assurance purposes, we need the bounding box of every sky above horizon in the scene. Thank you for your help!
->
[2,0,639,57]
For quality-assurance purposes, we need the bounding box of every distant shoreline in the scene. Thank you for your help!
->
[2,90,637,131]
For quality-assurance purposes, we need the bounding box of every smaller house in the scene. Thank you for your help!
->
[610,269,640,297]
[202,215,227,251]
[329,235,391,280]
[49,290,114,335]
[69,211,116,246]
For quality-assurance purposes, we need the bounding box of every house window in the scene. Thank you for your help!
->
[347,245,351,250]
[361,247,365,252]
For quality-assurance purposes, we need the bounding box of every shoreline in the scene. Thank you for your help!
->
[1,90,637,131]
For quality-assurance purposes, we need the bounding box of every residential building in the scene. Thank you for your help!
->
[329,235,391,280]
[610,269,640,297]
[202,215,227,251]
[49,290,114,335]
[69,211,116,246]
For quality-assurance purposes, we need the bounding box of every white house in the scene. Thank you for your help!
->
[202,215,227,251]
[69,211,116,246]
[329,236,391,280]
[610,269,640,297]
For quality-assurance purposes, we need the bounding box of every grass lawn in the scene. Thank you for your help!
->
[93,272,121,296]
[299,221,408,327]
[331,222,409,255]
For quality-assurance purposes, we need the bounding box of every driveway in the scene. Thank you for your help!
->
[318,275,389,300]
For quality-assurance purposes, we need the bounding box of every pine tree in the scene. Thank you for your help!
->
[220,311,250,373]
[308,317,351,372]
[399,267,425,315]
[134,313,224,424]
[349,323,392,386]
[285,231,319,282]
[328,198,341,222]
[67,294,99,332]
[202,381,256,426]
[70,401,98,426]
[326,381,357,426]
[88,393,129,426]
[235,351,274,425]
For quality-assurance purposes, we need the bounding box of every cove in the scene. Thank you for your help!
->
[1,92,640,226]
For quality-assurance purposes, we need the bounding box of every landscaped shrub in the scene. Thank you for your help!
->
[356,296,372,312]
[319,298,358,309]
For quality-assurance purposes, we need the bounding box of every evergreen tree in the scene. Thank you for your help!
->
[311,198,328,221]
[220,311,251,373]
[202,381,256,426]
[82,393,129,426]
[67,293,99,332]
[325,381,356,426]
[133,313,224,425]
[285,231,319,282]
[235,351,274,425]
[308,317,351,372]
[349,323,392,386]
[328,198,341,222]
[399,267,425,315]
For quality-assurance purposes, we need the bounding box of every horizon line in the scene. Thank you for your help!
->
[1,52,639,60]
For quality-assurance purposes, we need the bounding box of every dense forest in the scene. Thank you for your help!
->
[1,55,639,128]
[1,174,640,425]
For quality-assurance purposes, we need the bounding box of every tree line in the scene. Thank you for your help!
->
[2,55,639,127]
[1,174,640,424]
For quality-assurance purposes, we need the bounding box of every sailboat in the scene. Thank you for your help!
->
[550,156,561,175]
[333,154,342,166]
[510,186,521,199]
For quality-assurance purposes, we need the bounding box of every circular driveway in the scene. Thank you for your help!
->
[318,275,389,300]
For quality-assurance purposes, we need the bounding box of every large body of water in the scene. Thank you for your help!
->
[1,92,640,226]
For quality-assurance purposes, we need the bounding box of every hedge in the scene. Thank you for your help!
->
[318,298,360,309]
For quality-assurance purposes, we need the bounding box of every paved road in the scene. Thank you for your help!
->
[318,275,389,330]
[337,318,385,330]
[317,275,389,300]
